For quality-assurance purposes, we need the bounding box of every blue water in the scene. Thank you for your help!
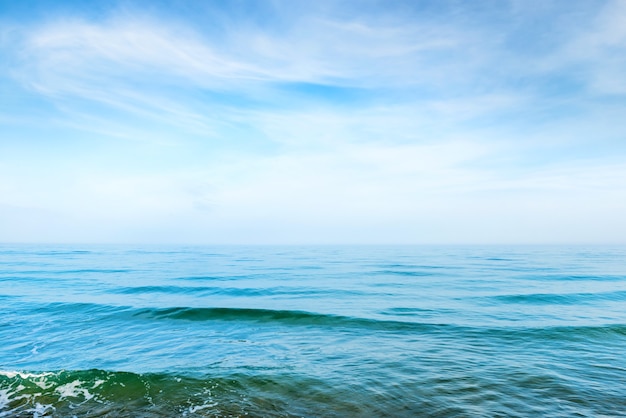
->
[1,245,626,417]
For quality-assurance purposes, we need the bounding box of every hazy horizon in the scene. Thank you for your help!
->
[2,0,625,245]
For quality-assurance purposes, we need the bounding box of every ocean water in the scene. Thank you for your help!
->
[1,245,626,417]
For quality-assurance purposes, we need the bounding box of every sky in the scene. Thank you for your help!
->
[1,0,625,245]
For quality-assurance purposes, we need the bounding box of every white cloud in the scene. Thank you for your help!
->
[2,2,625,244]
[5,131,624,244]
[15,8,484,100]
[542,0,626,95]
[24,18,251,86]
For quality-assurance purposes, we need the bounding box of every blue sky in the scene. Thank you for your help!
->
[1,0,625,244]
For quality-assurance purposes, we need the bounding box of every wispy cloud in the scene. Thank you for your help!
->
[1,0,625,244]
[561,0,626,94]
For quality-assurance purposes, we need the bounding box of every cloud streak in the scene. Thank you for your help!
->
[1,0,625,244]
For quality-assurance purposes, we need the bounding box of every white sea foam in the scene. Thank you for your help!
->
[26,402,54,418]
[55,380,94,401]
[92,379,106,388]
[0,371,52,379]
[0,370,54,391]
[186,402,219,414]
[0,389,10,411]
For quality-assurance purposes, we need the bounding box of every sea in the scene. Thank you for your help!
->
[1,244,626,417]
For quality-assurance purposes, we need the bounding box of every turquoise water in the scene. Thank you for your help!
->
[1,245,626,417]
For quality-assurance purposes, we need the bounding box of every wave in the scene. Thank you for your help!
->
[172,274,255,282]
[3,358,626,418]
[488,290,626,305]
[111,285,268,296]
[517,273,626,281]
[0,249,93,255]
[3,368,450,418]
[131,306,443,332]
[111,285,368,298]
[25,301,446,333]
[378,307,458,319]
[23,301,626,339]
[56,268,132,274]
[0,369,338,417]
[535,323,626,338]
[375,264,449,270]
[0,269,133,276]
[373,269,436,277]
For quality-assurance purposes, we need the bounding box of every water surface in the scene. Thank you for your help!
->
[1,245,625,416]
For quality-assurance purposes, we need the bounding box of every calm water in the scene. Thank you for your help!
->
[1,245,626,417]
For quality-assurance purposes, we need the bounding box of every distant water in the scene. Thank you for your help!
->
[1,245,626,417]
